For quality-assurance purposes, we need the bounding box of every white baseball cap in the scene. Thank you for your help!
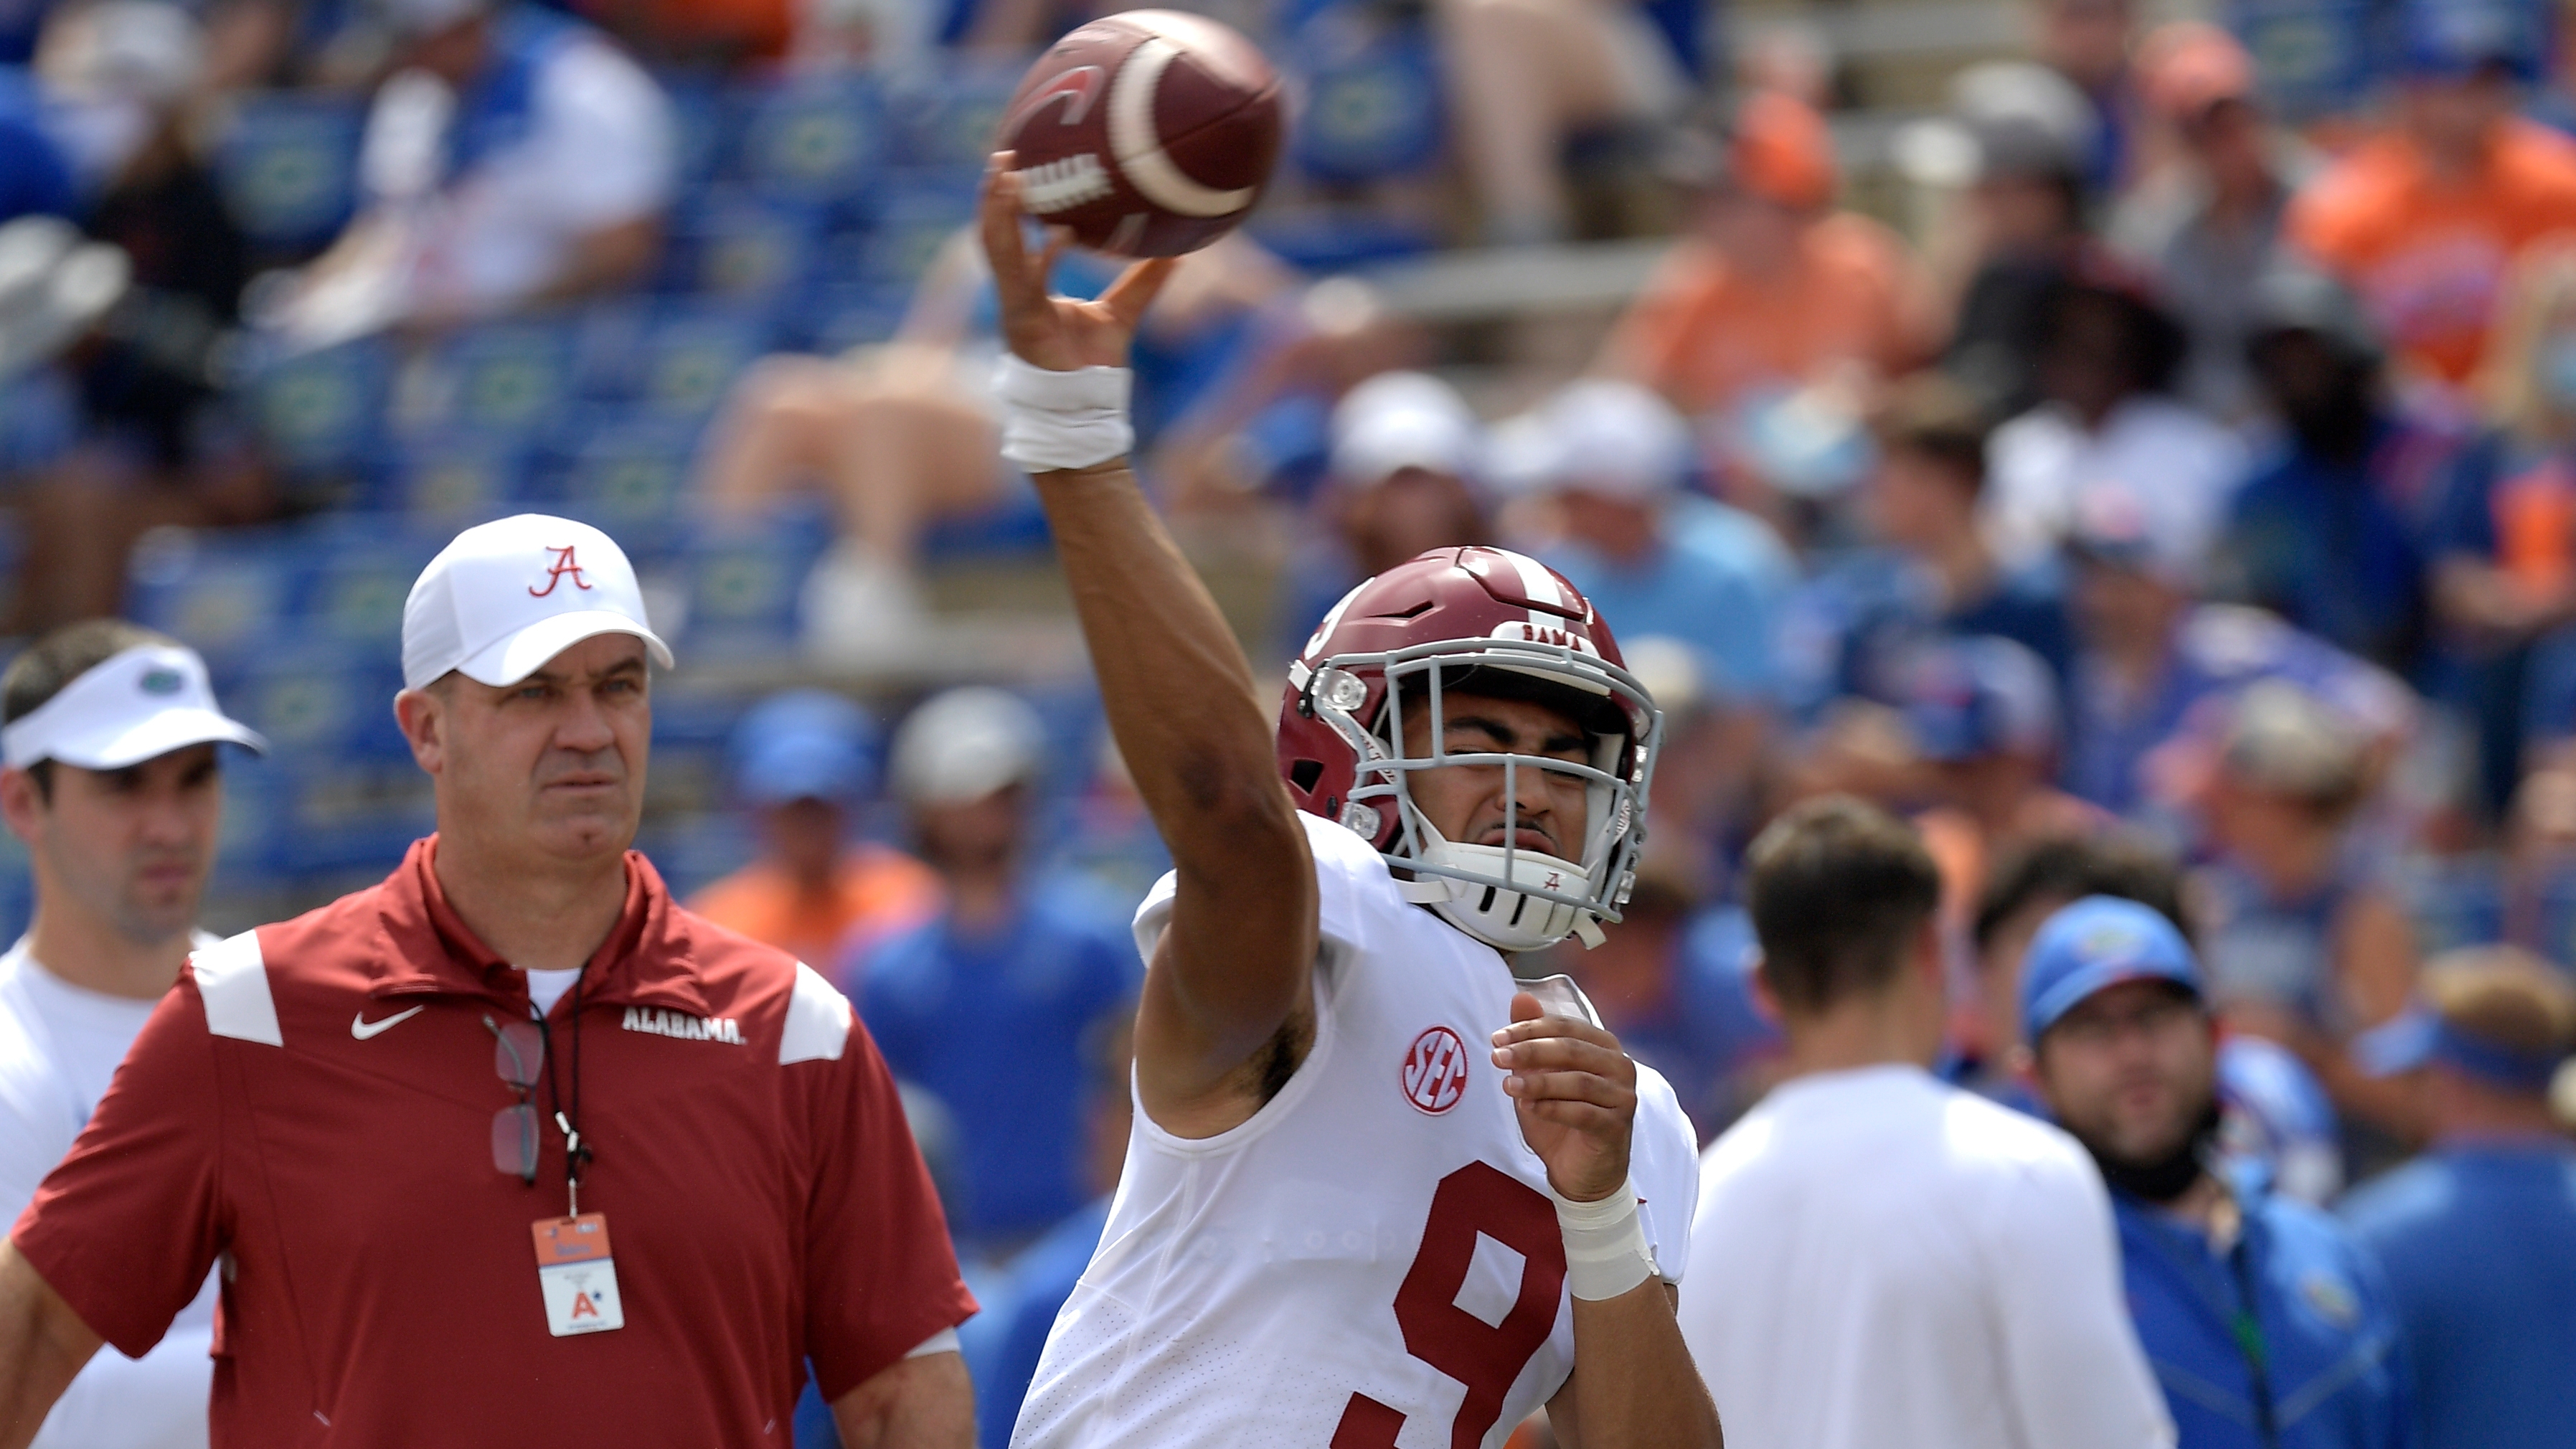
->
[401,514,674,691]
[1524,379,1693,501]
[891,686,1045,805]
[1331,372,1483,485]
[1,643,265,770]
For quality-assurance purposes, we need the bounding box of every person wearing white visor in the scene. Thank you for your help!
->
[0,513,976,1447]
[0,619,265,1449]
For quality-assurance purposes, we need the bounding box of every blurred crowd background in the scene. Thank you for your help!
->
[4,0,2576,1436]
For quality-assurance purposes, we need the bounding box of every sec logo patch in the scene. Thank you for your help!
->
[1401,1025,1471,1115]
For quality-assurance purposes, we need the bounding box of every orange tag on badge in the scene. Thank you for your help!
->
[532,1214,624,1336]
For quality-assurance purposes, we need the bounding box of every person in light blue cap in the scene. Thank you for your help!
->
[686,689,938,972]
[2021,895,2416,1449]
[2339,947,2576,1449]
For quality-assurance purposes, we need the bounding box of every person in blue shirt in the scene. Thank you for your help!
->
[2021,896,2415,1449]
[851,686,1140,1260]
[2339,947,2576,1449]
[1782,371,2073,717]
[1519,377,1796,702]
[0,67,72,226]
[2219,269,2452,682]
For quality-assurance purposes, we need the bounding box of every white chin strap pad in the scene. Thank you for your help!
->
[1412,841,1596,953]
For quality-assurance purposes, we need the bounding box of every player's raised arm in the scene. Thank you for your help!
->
[978,159,1318,1133]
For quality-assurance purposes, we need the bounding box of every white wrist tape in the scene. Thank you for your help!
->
[994,353,1133,472]
[1554,1180,1657,1301]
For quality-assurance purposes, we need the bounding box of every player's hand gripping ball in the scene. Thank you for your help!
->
[997,9,1284,258]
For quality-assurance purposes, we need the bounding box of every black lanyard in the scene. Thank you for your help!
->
[532,970,593,1216]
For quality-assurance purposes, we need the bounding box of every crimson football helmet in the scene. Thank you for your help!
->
[1278,547,1660,952]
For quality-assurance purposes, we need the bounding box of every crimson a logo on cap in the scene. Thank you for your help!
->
[529,544,596,598]
[1400,1024,1470,1115]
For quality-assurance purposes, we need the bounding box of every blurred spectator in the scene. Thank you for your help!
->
[687,689,939,971]
[703,232,1297,655]
[1598,91,1933,421]
[258,0,674,346]
[2341,948,2576,1449]
[2021,897,2415,1449]
[1934,61,2098,416]
[961,1014,1131,1448]
[2220,269,2448,678]
[854,687,1140,1255]
[12,1,276,636]
[2216,1034,2346,1207]
[2108,23,2313,423]
[1984,264,2245,572]
[2059,483,2400,821]
[0,65,72,223]
[1273,368,1489,658]
[1681,797,2173,1449]
[2194,681,2422,1144]
[2029,0,2138,193]
[1902,634,2096,854]
[1963,829,2188,1105]
[1516,377,1796,700]
[1435,0,1687,244]
[1783,370,2072,712]
[2428,240,2576,813]
[2286,0,2576,400]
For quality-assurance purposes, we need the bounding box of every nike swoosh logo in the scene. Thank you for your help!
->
[350,1006,426,1040]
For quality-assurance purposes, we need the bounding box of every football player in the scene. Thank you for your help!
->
[978,159,1720,1449]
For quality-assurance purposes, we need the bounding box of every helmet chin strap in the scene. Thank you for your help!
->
[1395,816,1608,951]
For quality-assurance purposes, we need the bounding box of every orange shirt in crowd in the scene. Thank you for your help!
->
[2288,118,2576,387]
[1599,213,1930,417]
[688,844,943,974]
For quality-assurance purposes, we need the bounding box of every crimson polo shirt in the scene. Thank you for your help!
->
[11,837,974,1447]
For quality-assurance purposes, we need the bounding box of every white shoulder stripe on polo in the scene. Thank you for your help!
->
[193,930,282,1047]
[780,961,851,1065]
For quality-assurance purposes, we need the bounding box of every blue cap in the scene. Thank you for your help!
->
[2021,896,2204,1042]
[731,689,878,806]
[2352,1004,2567,1090]
[2396,0,2547,80]
[1902,636,2058,763]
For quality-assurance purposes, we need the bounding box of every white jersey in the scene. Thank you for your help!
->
[1012,812,1699,1449]
[0,935,220,1449]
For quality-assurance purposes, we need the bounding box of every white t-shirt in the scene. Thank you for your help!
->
[1010,811,1700,1449]
[368,24,674,320]
[1983,395,2248,575]
[523,966,582,1016]
[0,936,220,1449]
[1679,1064,2175,1449]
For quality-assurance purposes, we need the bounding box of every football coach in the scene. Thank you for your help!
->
[0,514,976,1448]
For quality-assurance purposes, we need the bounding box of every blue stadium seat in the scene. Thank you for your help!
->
[664,79,735,191]
[550,412,703,525]
[392,318,580,443]
[2229,0,2382,121]
[370,433,538,519]
[735,74,886,205]
[248,336,393,478]
[228,645,410,760]
[655,191,827,303]
[575,303,774,422]
[788,281,910,354]
[677,519,831,659]
[212,92,367,256]
[124,529,296,669]
[851,181,978,291]
[1285,5,1445,184]
[882,64,1019,178]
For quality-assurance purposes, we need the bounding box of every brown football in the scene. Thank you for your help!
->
[997,9,1284,258]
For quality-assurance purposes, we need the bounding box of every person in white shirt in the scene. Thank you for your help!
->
[260,0,674,346]
[1679,794,2175,1449]
[0,620,265,1449]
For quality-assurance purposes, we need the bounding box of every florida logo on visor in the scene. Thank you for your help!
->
[140,669,183,696]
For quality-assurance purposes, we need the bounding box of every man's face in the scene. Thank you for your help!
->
[2072,555,2185,654]
[912,783,1028,874]
[1400,692,1593,860]
[2403,72,2512,161]
[2033,978,2217,1165]
[1,744,222,947]
[1865,447,1976,549]
[402,633,651,865]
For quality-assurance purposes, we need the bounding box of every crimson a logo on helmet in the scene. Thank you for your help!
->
[1400,1025,1470,1115]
